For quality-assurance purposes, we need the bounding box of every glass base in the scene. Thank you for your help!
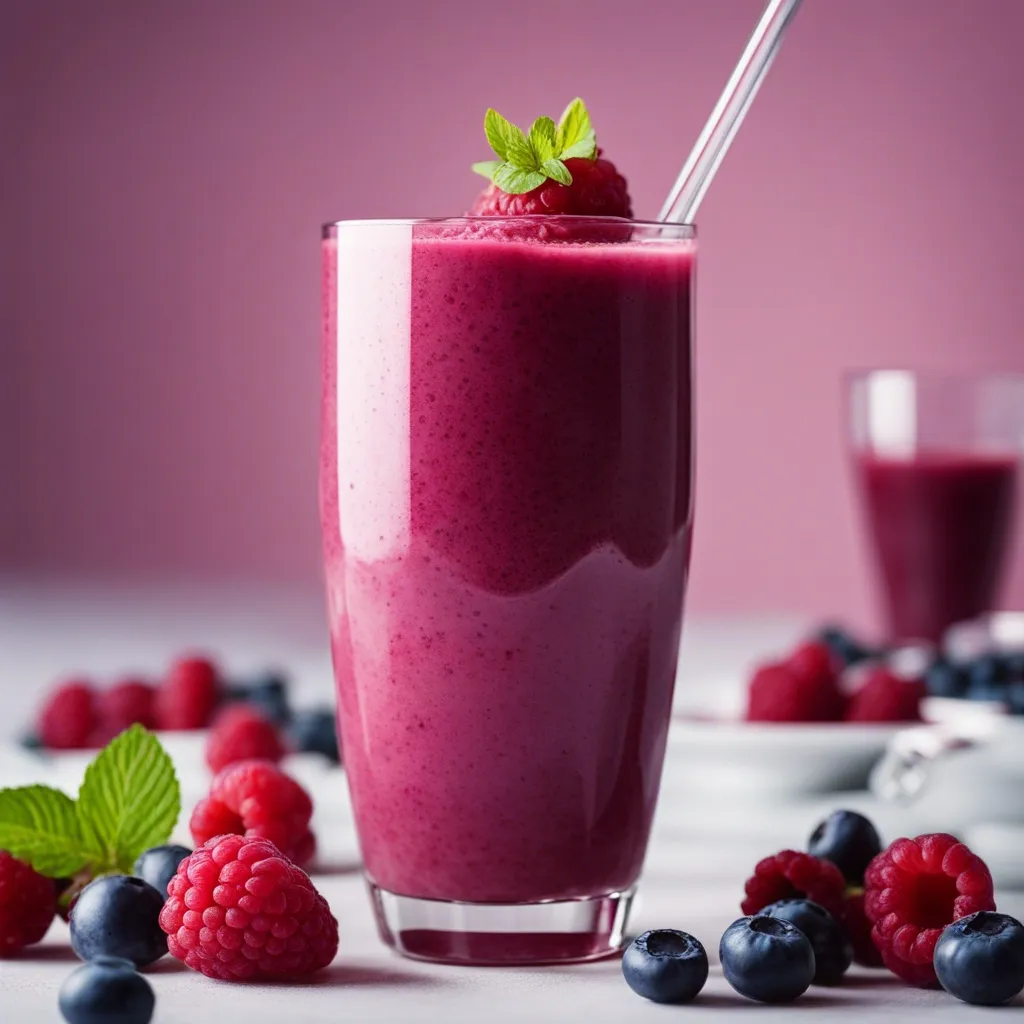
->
[368,883,635,965]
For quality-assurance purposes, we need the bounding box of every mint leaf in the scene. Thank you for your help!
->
[556,97,597,161]
[527,116,557,164]
[471,160,502,180]
[541,158,572,186]
[484,108,521,162]
[0,785,90,876]
[493,164,546,194]
[76,725,180,874]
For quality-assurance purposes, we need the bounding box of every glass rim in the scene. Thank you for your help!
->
[322,216,696,237]
[845,368,1024,388]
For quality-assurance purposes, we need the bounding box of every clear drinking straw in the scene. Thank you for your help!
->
[658,0,804,225]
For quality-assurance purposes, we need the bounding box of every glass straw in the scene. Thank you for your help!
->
[659,0,803,224]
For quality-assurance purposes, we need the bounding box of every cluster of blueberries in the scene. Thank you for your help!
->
[924,650,1024,711]
[59,845,190,1024]
[624,909,1024,1008]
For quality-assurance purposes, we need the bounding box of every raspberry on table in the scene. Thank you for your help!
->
[864,832,996,986]
[38,680,97,750]
[205,706,286,774]
[190,760,316,867]
[159,834,338,981]
[155,656,221,730]
[469,156,632,219]
[95,679,157,741]
[746,662,846,723]
[741,850,847,921]
[786,641,837,685]
[0,850,57,956]
[845,665,926,723]
[844,889,884,967]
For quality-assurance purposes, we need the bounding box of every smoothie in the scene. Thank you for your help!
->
[321,221,694,913]
[856,451,1018,642]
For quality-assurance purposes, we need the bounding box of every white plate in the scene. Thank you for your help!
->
[667,715,901,798]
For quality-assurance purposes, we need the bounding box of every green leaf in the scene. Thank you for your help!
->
[0,785,90,876]
[541,159,572,186]
[556,97,597,161]
[471,160,502,180]
[484,108,524,163]
[493,164,546,194]
[76,725,180,874]
[527,116,558,164]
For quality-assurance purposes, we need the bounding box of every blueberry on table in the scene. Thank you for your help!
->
[1005,651,1024,683]
[934,911,1024,1006]
[758,899,852,985]
[720,916,815,1003]
[69,875,167,967]
[133,845,192,898]
[59,956,154,1024]
[816,624,873,667]
[621,929,708,1004]
[1008,682,1024,716]
[290,707,341,763]
[924,659,968,699]
[807,809,882,887]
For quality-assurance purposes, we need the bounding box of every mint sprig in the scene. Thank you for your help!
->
[471,97,598,195]
[0,725,180,880]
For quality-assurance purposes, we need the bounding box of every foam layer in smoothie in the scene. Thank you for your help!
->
[322,224,694,902]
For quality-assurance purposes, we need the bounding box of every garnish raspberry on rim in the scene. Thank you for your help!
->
[467,98,632,220]
[864,832,995,987]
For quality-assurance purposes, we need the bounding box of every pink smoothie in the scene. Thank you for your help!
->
[856,451,1018,642]
[321,221,694,907]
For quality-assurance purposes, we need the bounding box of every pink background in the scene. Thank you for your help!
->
[3,0,1024,632]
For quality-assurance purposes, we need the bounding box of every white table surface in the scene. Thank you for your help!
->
[1,578,1021,1022]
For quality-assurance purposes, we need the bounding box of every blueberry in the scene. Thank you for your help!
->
[621,929,708,1004]
[967,654,1008,700]
[758,899,852,985]
[289,707,341,763]
[69,875,167,967]
[59,956,154,1024]
[132,845,192,898]
[225,671,291,725]
[817,625,873,667]
[924,659,968,699]
[1005,651,1024,683]
[807,809,882,886]
[934,911,1024,1006]
[720,916,815,1003]
[18,732,43,752]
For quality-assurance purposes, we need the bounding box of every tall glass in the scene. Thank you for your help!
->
[848,370,1024,643]
[320,217,695,964]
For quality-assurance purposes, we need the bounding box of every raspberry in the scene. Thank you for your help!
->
[844,889,884,967]
[469,155,632,219]
[156,656,221,730]
[38,680,98,750]
[845,666,925,723]
[787,641,836,684]
[159,834,338,980]
[190,760,315,867]
[205,706,286,774]
[95,679,157,741]
[0,851,57,956]
[741,850,847,921]
[746,662,846,723]
[864,833,995,986]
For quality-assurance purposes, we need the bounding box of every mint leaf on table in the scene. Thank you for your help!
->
[77,724,181,874]
[471,98,600,194]
[0,784,89,877]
